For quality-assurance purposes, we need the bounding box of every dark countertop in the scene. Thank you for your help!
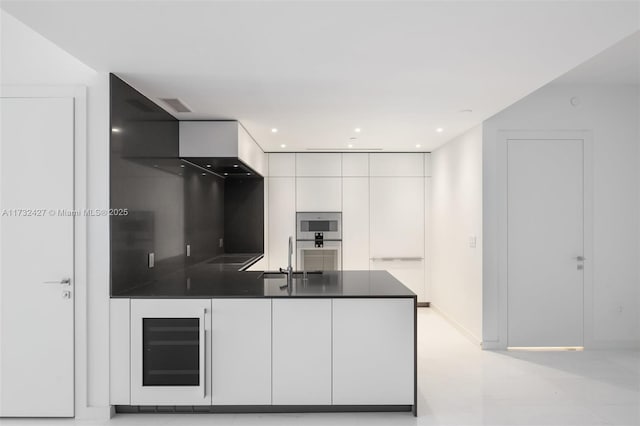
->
[111,259,416,299]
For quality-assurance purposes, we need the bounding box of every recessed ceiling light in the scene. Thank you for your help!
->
[271,128,278,133]
[233,164,239,168]
[436,128,444,133]
[348,144,353,148]
[280,144,286,148]
[354,128,361,133]
[224,172,229,176]
[416,144,421,148]
[246,173,251,176]
[201,173,206,176]
[111,127,121,133]
[206,164,211,168]
[180,165,185,168]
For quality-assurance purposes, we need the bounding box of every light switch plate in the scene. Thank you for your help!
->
[186,244,191,257]
[148,252,155,268]
[469,236,477,249]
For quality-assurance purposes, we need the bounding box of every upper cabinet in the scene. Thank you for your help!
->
[424,153,432,177]
[295,153,341,177]
[268,153,296,177]
[342,153,369,177]
[370,153,424,177]
[179,121,267,176]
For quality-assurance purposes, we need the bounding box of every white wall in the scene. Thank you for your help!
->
[430,125,483,343]
[483,83,640,349]
[1,10,111,418]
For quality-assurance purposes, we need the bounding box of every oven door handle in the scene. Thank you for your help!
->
[199,307,206,399]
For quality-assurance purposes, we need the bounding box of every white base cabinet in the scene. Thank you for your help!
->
[211,299,271,405]
[113,297,414,409]
[333,298,415,405]
[272,299,332,405]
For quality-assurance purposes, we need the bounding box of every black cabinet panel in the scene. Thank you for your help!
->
[142,318,200,386]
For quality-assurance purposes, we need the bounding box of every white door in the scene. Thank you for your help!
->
[507,139,584,347]
[0,98,75,416]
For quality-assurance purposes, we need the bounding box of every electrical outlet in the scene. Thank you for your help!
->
[219,238,224,248]
[148,252,155,268]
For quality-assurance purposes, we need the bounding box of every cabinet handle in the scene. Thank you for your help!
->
[370,257,424,261]
[200,308,206,399]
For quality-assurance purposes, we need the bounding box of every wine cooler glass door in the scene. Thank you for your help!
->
[130,299,211,405]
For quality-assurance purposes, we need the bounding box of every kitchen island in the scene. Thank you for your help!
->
[110,264,417,416]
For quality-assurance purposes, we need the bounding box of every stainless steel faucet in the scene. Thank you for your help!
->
[279,236,294,288]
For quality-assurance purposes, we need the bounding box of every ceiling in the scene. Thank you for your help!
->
[552,31,640,86]
[2,1,639,152]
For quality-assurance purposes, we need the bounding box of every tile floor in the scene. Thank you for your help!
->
[0,309,638,426]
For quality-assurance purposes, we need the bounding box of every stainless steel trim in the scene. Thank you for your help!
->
[44,277,71,285]
[200,308,206,399]
[370,257,424,261]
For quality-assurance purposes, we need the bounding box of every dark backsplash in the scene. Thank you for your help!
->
[224,177,264,253]
[110,74,263,296]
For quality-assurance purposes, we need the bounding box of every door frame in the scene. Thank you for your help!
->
[496,130,594,349]
[1,85,87,416]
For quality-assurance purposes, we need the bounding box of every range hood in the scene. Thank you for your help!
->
[179,121,267,177]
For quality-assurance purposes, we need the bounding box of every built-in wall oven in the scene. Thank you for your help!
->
[296,212,342,271]
[130,299,211,405]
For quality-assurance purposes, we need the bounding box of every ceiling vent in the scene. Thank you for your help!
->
[160,98,192,113]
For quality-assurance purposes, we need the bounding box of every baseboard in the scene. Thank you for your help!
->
[115,405,414,414]
[480,340,505,350]
[75,406,113,421]
[430,304,482,347]
[584,339,640,350]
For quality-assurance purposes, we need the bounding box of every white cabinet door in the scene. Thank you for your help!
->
[424,176,432,302]
[424,153,432,177]
[269,153,296,177]
[130,299,212,405]
[370,177,424,257]
[370,177,425,300]
[296,153,341,176]
[370,259,425,302]
[211,299,271,405]
[272,299,332,405]
[110,299,131,405]
[342,153,369,177]
[296,177,342,212]
[370,153,424,177]
[268,177,296,270]
[333,298,414,405]
[342,177,370,270]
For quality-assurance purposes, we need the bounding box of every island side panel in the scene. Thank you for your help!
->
[332,298,415,405]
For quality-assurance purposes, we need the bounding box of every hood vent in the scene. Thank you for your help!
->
[160,98,192,113]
